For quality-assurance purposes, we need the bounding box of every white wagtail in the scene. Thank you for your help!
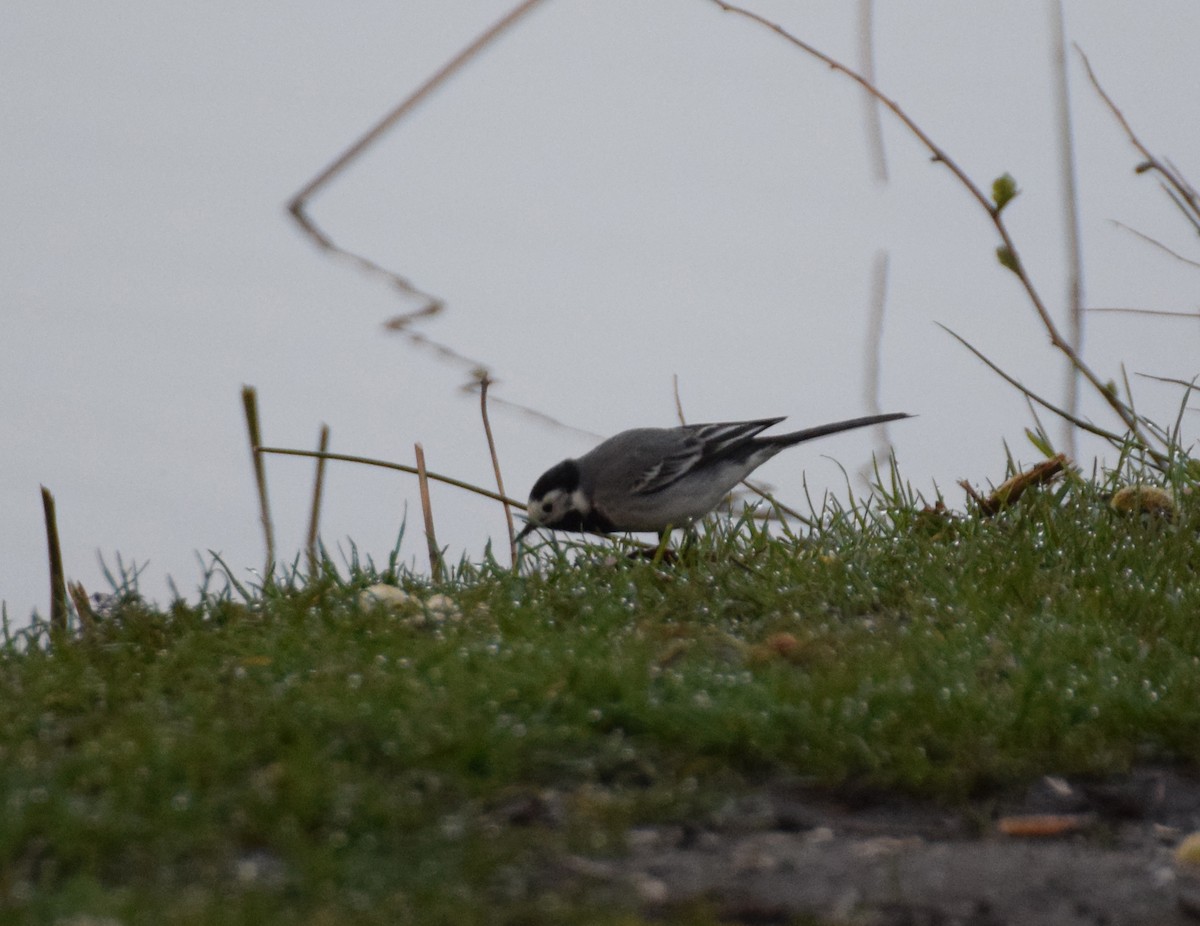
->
[518,412,910,539]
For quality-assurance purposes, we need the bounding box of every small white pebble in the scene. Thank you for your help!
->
[358,584,412,609]
[425,593,462,623]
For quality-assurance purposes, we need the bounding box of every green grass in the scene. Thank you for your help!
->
[3,462,1199,924]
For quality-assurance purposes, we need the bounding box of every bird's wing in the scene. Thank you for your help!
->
[630,443,704,494]
[630,418,784,495]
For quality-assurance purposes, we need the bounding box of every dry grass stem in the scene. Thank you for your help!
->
[477,374,517,569]
[414,443,444,584]
[960,454,1069,517]
[1110,220,1200,270]
[1086,307,1200,320]
[256,445,523,508]
[937,325,1136,450]
[241,386,275,573]
[67,581,96,636]
[40,486,68,635]
[742,480,818,530]
[306,425,330,576]
[1135,372,1200,392]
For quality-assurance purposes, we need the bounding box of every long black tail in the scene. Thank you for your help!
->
[765,412,911,447]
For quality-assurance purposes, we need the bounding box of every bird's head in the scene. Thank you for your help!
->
[518,459,590,538]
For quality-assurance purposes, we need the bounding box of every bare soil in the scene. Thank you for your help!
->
[559,767,1200,925]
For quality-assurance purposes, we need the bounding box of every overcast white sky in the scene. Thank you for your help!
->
[4,1,1198,625]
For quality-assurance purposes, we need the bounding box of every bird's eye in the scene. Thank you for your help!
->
[541,501,553,512]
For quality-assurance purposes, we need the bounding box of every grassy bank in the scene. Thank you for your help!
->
[3,463,1199,924]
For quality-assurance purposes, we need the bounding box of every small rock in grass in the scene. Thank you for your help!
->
[358,584,412,609]
[1111,484,1177,520]
[424,593,462,624]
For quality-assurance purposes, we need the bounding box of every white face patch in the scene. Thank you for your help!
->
[568,488,591,515]
[527,487,590,528]
[526,489,558,526]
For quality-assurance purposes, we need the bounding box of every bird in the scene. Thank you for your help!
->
[518,412,910,539]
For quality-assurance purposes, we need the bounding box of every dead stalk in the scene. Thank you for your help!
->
[40,486,68,635]
[241,386,275,575]
[1110,220,1200,270]
[67,582,96,636]
[477,375,517,569]
[937,325,1129,446]
[414,444,443,583]
[960,455,1068,517]
[306,424,330,577]
[257,445,524,507]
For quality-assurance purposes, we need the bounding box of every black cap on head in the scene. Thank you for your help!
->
[529,459,580,500]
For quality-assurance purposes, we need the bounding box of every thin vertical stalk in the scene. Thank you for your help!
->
[478,376,517,568]
[306,424,331,577]
[241,386,275,576]
[414,443,444,583]
[672,374,687,426]
[40,486,68,635]
[68,582,96,636]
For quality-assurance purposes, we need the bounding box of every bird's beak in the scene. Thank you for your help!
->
[516,520,537,542]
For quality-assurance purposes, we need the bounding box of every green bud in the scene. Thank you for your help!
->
[992,173,1019,211]
[996,245,1020,273]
